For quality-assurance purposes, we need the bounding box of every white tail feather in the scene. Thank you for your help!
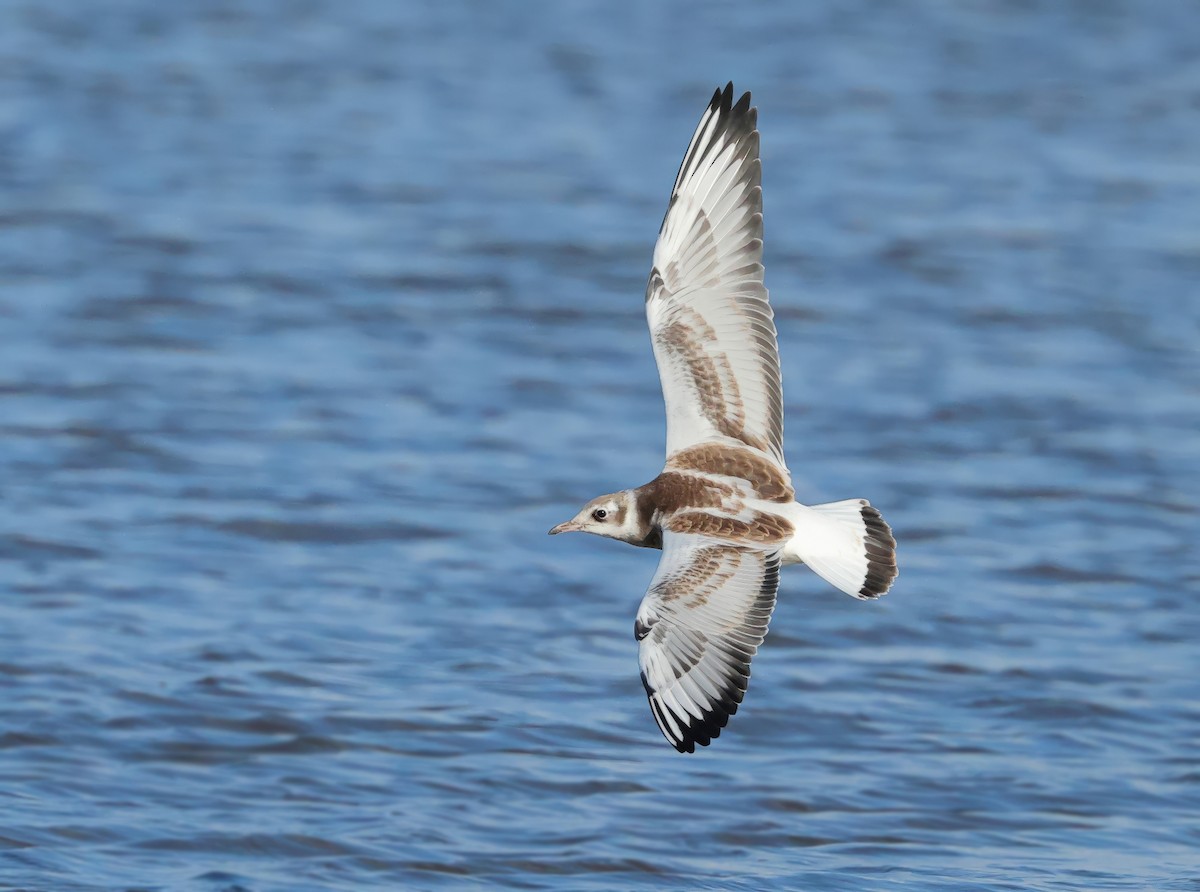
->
[784,499,897,600]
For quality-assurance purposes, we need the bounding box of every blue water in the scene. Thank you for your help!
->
[1,1,1197,889]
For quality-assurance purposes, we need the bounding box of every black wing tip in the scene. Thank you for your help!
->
[707,82,755,122]
[643,672,749,754]
[715,81,751,106]
[716,81,754,113]
[858,505,898,599]
[666,81,759,205]
[668,704,734,753]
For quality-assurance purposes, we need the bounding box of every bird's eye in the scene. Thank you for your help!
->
[592,508,608,521]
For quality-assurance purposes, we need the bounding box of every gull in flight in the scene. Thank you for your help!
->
[550,83,897,753]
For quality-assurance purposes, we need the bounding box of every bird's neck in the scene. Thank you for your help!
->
[628,485,664,549]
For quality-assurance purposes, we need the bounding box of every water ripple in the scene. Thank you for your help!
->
[0,1,1197,890]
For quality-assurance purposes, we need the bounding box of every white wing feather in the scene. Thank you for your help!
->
[646,84,786,468]
[635,531,780,752]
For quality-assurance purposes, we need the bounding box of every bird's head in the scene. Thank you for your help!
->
[548,491,640,543]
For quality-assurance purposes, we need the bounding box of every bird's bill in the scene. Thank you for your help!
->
[548,520,583,535]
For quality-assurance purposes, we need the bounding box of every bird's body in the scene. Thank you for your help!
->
[550,84,897,753]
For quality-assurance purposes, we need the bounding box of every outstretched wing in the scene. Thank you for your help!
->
[646,83,785,468]
[635,531,781,753]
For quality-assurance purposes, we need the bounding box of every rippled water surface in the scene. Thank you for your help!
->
[1,1,1198,889]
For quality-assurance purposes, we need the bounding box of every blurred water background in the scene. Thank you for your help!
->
[0,1,1197,889]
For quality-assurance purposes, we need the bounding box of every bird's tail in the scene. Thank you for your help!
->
[788,499,897,600]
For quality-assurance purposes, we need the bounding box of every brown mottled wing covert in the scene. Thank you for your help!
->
[646,83,786,469]
[634,531,781,752]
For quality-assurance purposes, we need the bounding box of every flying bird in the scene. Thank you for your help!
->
[549,83,897,753]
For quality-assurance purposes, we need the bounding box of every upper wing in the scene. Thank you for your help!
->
[646,83,786,467]
[635,531,781,753]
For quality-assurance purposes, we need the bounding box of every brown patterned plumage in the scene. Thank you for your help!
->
[549,83,898,754]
